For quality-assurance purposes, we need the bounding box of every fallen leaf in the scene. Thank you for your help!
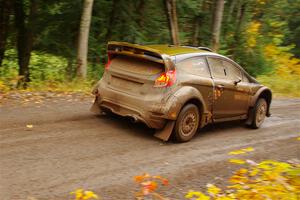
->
[26,124,33,128]
[229,147,254,155]
[242,147,254,152]
[229,159,246,164]
[228,150,246,155]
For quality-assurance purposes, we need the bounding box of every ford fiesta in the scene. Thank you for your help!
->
[91,41,272,142]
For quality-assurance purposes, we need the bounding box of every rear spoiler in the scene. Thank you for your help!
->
[107,41,167,64]
[107,41,175,71]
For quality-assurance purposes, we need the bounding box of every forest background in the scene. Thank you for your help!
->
[0,0,299,96]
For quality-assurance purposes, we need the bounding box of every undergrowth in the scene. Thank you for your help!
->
[257,74,300,97]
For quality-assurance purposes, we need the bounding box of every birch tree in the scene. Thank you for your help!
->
[211,0,224,51]
[76,0,94,79]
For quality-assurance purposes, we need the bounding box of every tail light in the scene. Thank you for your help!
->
[105,54,111,70]
[154,70,176,87]
[105,58,111,70]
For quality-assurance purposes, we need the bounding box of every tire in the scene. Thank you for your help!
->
[251,98,267,129]
[173,104,200,142]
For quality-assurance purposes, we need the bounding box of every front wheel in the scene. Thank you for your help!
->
[173,104,200,142]
[251,98,267,129]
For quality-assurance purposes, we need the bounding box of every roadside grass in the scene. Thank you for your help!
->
[25,79,95,94]
[257,74,300,97]
[0,79,94,106]
[0,79,94,95]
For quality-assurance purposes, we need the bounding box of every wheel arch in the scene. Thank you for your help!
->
[251,87,272,116]
[166,86,209,127]
[184,98,204,114]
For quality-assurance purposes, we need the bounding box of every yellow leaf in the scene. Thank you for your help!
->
[229,159,246,165]
[249,168,260,176]
[228,150,246,155]
[185,190,210,200]
[229,147,254,155]
[242,147,254,152]
[26,124,33,128]
[207,184,221,196]
[83,191,98,200]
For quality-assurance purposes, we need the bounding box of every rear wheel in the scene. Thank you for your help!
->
[251,98,267,129]
[173,104,200,142]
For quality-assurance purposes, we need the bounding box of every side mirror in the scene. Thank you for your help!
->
[234,77,242,85]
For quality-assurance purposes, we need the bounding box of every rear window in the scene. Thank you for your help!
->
[176,57,211,77]
[110,55,164,76]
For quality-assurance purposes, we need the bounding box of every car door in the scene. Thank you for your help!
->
[222,59,252,115]
[176,56,214,113]
[207,56,251,119]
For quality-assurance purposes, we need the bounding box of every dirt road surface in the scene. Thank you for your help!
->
[0,94,299,200]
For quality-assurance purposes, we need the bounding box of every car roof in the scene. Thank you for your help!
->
[145,45,209,56]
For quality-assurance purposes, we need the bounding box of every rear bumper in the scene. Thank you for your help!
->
[94,97,166,129]
[91,84,180,129]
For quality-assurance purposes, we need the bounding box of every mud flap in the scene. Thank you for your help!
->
[90,98,101,114]
[245,107,254,125]
[154,121,175,141]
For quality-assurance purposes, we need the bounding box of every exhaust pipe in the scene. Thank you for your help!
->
[129,116,138,123]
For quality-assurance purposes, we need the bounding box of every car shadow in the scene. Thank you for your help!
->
[94,112,157,141]
[194,120,251,139]
[94,112,249,143]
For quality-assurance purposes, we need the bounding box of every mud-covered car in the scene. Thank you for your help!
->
[91,41,272,142]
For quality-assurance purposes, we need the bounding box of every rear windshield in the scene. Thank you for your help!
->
[110,55,164,76]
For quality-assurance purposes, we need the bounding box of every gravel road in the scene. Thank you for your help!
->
[0,95,299,200]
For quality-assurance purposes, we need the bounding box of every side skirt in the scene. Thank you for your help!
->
[213,114,248,123]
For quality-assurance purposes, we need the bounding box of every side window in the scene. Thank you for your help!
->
[207,57,226,79]
[176,57,210,77]
[222,60,242,81]
[242,73,249,82]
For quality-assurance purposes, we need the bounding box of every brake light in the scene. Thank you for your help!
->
[105,59,111,70]
[154,70,176,87]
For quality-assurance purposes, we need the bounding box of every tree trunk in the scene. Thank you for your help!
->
[76,0,94,79]
[193,0,209,46]
[224,0,238,36]
[235,2,246,42]
[14,0,37,88]
[231,1,246,59]
[226,0,237,24]
[137,0,145,29]
[211,0,224,51]
[105,0,118,42]
[165,0,180,45]
[0,0,12,66]
[192,16,200,46]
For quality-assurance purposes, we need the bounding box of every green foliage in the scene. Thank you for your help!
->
[233,46,273,77]
[257,74,300,97]
[1,49,67,83]
[0,0,299,95]
[0,49,102,92]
